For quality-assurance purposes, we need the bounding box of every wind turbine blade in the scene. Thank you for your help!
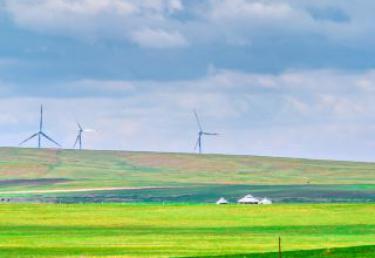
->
[203,132,219,136]
[40,132,61,147]
[19,133,39,145]
[193,110,202,131]
[77,122,83,131]
[73,135,80,148]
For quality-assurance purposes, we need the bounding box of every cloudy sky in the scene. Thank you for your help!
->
[1,0,375,161]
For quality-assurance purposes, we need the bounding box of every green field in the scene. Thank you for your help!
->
[0,203,373,257]
[0,147,374,203]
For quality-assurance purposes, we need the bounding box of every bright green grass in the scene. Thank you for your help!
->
[0,147,375,193]
[0,203,374,257]
[193,245,375,258]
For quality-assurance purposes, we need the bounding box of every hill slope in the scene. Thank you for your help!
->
[0,147,374,203]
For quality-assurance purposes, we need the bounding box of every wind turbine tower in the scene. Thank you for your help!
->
[19,105,61,148]
[194,110,218,154]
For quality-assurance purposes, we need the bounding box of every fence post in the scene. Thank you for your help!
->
[278,237,282,258]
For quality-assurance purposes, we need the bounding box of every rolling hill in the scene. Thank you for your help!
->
[0,147,374,203]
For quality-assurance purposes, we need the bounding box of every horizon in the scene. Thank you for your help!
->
[2,1,375,162]
[2,146,374,164]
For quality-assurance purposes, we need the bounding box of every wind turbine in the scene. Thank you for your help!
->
[193,110,218,154]
[19,105,61,148]
[73,122,94,150]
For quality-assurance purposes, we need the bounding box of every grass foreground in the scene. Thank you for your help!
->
[0,203,374,257]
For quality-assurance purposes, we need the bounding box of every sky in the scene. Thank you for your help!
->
[1,0,375,161]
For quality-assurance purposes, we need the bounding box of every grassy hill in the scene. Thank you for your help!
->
[0,147,374,203]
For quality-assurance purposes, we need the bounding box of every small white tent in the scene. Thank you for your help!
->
[259,198,272,204]
[216,197,229,205]
[238,194,259,204]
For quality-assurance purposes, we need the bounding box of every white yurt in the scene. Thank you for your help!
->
[237,194,259,204]
[216,197,229,205]
[259,198,272,204]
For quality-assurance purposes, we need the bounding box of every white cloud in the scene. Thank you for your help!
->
[7,0,375,47]
[136,0,183,14]
[208,0,296,21]
[130,28,188,48]
[5,0,135,29]
[4,0,185,47]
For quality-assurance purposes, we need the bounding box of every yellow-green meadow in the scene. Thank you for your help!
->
[0,203,373,257]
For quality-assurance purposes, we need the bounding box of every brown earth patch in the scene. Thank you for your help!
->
[123,153,235,172]
[0,164,50,177]
[0,178,70,187]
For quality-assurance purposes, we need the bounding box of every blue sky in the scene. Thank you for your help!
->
[1,0,375,161]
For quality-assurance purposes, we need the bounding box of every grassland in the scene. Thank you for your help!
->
[0,203,373,257]
[0,148,374,257]
[0,147,374,203]
[194,245,375,258]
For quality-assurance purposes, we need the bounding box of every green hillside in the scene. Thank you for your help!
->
[0,147,374,203]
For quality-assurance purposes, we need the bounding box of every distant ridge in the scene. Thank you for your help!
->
[0,147,374,203]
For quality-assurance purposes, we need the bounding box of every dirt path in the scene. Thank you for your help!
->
[0,186,167,194]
